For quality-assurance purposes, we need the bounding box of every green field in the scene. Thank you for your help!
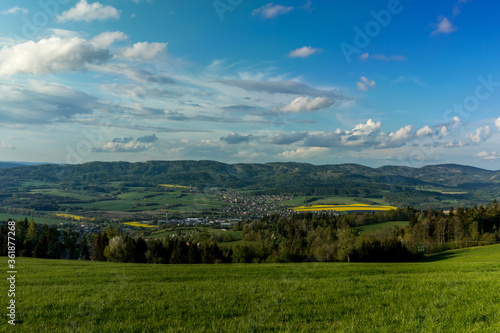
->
[0,213,62,225]
[3,244,500,332]
[281,195,385,207]
[355,221,410,235]
[149,227,241,241]
[293,204,398,212]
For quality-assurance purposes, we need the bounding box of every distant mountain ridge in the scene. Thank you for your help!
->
[0,162,46,169]
[0,160,498,209]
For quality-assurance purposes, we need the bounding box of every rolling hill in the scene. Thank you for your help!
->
[0,160,498,210]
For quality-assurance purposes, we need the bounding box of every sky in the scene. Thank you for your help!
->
[0,0,499,169]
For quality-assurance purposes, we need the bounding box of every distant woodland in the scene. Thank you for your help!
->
[2,201,499,264]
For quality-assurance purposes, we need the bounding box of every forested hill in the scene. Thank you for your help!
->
[0,161,498,208]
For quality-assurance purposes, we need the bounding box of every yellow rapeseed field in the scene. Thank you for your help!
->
[55,214,94,221]
[159,184,191,189]
[124,222,157,228]
[293,204,397,212]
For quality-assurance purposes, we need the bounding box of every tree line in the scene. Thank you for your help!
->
[1,201,499,264]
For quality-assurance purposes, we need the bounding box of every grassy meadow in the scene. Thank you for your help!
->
[0,213,61,225]
[2,244,500,332]
[355,221,410,235]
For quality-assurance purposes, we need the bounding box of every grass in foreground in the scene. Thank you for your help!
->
[2,245,500,332]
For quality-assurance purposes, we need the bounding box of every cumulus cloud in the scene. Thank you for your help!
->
[439,126,450,137]
[303,131,342,148]
[466,126,491,144]
[289,46,322,58]
[121,42,167,60]
[349,119,382,138]
[383,125,413,148]
[268,132,308,145]
[495,116,500,131]
[475,151,500,160]
[58,0,120,22]
[220,132,257,144]
[252,3,293,19]
[0,36,113,76]
[2,7,28,15]
[416,125,434,137]
[280,96,334,113]
[91,31,128,48]
[279,147,328,160]
[431,17,456,36]
[359,53,369,61]
[302,120,419,149]
[304,119,382,147]
[95,134,158,153]
[357,76,376,91]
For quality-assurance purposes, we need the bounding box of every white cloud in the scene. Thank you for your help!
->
[279,147,328,159]
[350,119,381,137]
[431,17,457,36]
[303,119,382,147]
[91,31,128,48]
[0,143,15,149]
[495,116,500,131]
[360,53,406,61]
[2,7,28,15]
[475,151,500,160]
[0,80,98,124]
[280,96,334,113]
[0,37,111,76]
[389,125,413,141]
[439,126,450,137]
[357,76,376,91]
[289,46,322,58]
[416,125,434,137]
[121,42,167,60]
[359,53,369,61]
[466,126,491,144]
[252,3,293,19]
[57,0,120,22]
[95,135,158,153]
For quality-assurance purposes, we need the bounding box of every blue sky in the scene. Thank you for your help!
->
[0,0,499,169]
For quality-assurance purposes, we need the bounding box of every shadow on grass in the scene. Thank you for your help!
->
[419,249,468,262]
